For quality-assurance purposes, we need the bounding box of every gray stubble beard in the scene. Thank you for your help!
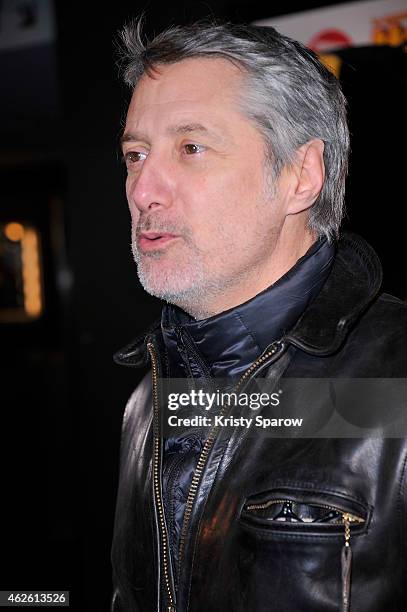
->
[131,223,218,319]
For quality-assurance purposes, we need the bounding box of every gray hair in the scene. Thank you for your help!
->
[118,19,350,240]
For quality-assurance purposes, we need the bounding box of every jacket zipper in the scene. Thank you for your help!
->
[177,340,286,579]
[148,341,177,612]
[245,499,365,525]
[149,328,365,612]
[342,512,356,612]
[149,338,285,610]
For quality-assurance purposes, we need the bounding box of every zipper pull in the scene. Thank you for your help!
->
[341,512,353,612]
[168,607,176,612]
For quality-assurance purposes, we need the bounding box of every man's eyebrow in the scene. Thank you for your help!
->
[166,123,211,136]
[120,131,145,147]
[120,123,223,147]
[167,123,228,144]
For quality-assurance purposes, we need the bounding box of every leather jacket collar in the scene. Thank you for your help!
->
[113,232,383,367]
[286,232,382,355]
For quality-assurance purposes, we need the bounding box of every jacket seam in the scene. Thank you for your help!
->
[339,232,382,289]
[239,521,369,540]
[233,310,262,354]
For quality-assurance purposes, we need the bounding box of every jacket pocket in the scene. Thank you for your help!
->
[240,487,369,537]
[240,487,371,612]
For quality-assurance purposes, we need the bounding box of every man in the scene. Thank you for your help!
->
[111,20,407,612]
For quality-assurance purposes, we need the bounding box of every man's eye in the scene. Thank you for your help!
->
[123,151,147,164]
[183,144,205,155]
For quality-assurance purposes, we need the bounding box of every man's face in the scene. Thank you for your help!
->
[122,57,288,318]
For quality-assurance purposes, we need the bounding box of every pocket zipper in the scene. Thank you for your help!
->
[245,499,364,524]
[245,499,365,612]
[342,512,356,612]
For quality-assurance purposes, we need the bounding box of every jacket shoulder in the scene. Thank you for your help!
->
[360,291,407,332]
[376,292,407,310]
[335,292,407,376]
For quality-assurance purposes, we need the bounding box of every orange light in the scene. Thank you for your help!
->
[21,227,43,318]
[319,54,342,79]
[372,13,407,47]
[5,222,24,242]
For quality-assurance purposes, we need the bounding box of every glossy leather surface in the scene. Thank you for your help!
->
[111,233,407,611]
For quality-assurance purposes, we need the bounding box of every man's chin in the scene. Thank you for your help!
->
[136,264,203,304]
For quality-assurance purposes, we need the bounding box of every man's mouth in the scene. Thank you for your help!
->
[137,232,179,252]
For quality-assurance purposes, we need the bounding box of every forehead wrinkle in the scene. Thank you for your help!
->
[167,122,208,136]
[123,62,250,149]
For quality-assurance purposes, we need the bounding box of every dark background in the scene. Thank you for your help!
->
[0,1,405,610]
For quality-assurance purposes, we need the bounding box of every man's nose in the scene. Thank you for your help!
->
[127,154,173,213]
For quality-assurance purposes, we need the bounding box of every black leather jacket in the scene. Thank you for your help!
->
[111,233,407,611]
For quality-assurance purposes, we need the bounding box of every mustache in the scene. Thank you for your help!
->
[134,216,189,237]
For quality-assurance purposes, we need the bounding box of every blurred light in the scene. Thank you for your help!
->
[5,222,24,242]
[21,228,43,318]
[373,13,407,47]
[319,54,342,78]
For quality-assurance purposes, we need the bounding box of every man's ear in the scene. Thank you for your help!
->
[286,139,325,215]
